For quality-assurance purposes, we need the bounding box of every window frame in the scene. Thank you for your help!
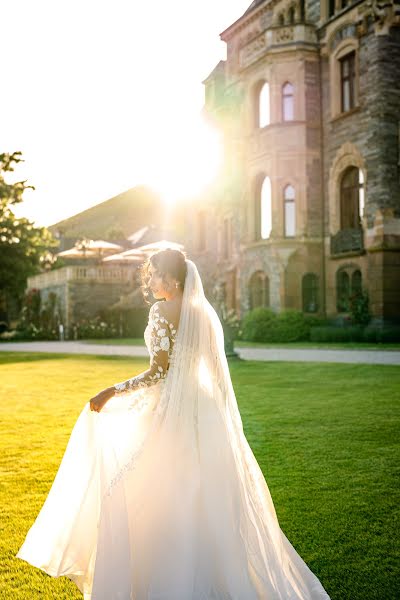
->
[336,266,363,313]
[340,166,364,230]
[249,271,270,309]
[261,176,272,240]
[282,82,294,122]
[330,40,359,120]
[283,184,296,237]
[339,50,356,113]
[302,273,319,313]
[258,81,270,129]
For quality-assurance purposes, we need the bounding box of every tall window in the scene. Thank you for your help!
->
[282,82,294,121]
[249,271,270,309]
[336,270,350,312]
[259,82,270,128]
[261,176,272,239]
[328,0,335,16]
[284,184,296,237]
[336,268,362,312]
[340,167,364,229]
[339,51,356,112]
[302,274,319,313]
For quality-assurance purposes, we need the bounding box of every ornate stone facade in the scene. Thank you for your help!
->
[186,0,400,323]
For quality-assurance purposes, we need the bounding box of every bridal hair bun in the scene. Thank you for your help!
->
[140,247,188,303]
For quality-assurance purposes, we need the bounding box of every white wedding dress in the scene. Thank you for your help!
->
[16,260,331,600]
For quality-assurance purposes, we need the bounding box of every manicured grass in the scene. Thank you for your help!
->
[81,337,400,351]
[83,337,145,346]
[234,340,400,351]
[1,352,399,599]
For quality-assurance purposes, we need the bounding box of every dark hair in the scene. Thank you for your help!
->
[140,248,187,304]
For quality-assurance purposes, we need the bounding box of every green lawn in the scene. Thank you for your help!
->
[1,352,399,599]
[81,337,400,351]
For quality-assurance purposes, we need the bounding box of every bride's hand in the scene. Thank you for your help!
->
[89,386,115,413]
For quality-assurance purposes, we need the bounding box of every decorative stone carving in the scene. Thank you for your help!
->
[276,26,295,42]
[239,33,267,68]
[371,0,400,34]
[330,228,364,255]
[328,23,357,52]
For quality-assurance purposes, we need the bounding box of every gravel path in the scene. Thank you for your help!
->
[1,341,399,365]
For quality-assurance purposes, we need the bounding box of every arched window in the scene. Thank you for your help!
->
[259,82,270,128]
[340,167,364,230]
[302,274,319,313]
[336,267,363,312]
[339,51,356,112]
[284,184,295,237]
[336,270,350,312]
[282,82,294,121]
[261,176,272,239]
[249,271,270,309]
[278,13,285,25]
[288,6,295,23]
[352,269,362,296]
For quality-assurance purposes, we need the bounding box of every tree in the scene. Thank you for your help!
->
[0,151,58,324]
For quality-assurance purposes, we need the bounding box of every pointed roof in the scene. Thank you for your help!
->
[243,0,267,16]
[220,0,269,41]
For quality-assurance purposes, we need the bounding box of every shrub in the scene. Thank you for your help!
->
[240,308,323,343]
[0,330,18,341]
[363,325,400,343]
[275,310,315,342]
[240,308,278,342]
[74,317,118,339]
[310,326,364,343]
[14,322,58,341]
[349,290,371,327]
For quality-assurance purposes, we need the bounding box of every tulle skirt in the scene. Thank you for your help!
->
[16,381,331,600]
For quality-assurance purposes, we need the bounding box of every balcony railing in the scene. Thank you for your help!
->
[27,265,133,290]
[330,228,364,255]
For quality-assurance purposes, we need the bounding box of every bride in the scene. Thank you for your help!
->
[16,249,331,600]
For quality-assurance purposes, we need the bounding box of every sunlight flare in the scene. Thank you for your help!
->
[150,117,223,207]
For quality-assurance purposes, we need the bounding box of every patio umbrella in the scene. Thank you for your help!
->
[56,247,98,259]
[102,248,146,263]
[85,240,124,253]
[136,239,184,254]
[102,253,144,264]
[57,239,124,260]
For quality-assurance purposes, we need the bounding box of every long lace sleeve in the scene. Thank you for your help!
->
[112,302,176,396]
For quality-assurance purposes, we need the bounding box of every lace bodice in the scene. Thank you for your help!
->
[113,302,177,395]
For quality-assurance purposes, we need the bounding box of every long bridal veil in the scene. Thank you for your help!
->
[149,259,331,600]
[16,258,331,600]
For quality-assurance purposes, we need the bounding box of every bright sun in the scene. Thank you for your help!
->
[148,115,223,206]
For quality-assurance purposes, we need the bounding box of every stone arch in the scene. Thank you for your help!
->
[328,142,366,234]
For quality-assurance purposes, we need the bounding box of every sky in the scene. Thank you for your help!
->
[2,0,250,227]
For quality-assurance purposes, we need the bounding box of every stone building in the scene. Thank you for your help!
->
[186,0,400,323]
